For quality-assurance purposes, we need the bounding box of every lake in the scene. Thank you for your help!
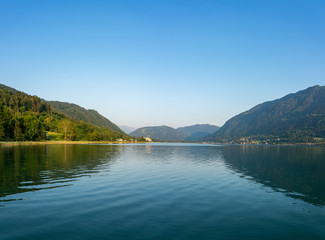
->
[1,143,325,239]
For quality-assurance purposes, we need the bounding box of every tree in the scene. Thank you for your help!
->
[22,114,41,141]
[138,137,146,142]
[1,106,14,139]
[0,112,4,139]
[59,119,75,140]
[14,119,23,141]
[87,131,101,141]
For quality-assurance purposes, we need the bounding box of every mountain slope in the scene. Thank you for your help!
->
[206,85,325,143]
[177,124,220,141]
[130,126,187,141]
[46,101,124,133]
[0,84,127,141]
[0,83,18,93]
[0,84,123,134]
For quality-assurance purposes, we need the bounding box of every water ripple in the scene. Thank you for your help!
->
[1,144,325,239]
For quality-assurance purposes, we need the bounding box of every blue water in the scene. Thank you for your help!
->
[1,143,325,239]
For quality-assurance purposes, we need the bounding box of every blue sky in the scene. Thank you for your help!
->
[0,0,324,128]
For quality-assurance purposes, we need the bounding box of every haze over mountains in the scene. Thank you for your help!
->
[119,126,136,134]
[130,124,220,141]
[178,124,220,141]
[1,83,324,143]
[205,85,325,143]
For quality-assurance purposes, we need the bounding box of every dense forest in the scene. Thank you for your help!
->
[0,86,129,141]
[47,101,123,133]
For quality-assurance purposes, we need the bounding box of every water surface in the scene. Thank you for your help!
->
[1,143,325,239]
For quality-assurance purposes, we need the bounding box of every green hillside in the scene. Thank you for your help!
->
[206,85,325,143]
[0,84,18,93]
[0,84,127,141]
[47,101,123,133]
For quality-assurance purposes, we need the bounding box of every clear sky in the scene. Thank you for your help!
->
[0,0,324,128]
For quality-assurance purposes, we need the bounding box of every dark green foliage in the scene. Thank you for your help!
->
[138,137,147,142]
[0,83,18,94]
[0,85,128,141]
[47,101,124,133]
[0,89,49,141]
[206,85,325,143]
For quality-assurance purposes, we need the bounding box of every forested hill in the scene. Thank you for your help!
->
[0,84,18,93]
[206,85,325,143]
[130,126,187,141]
[130,124,220,141]
[0,84,127,141]
[47,101,123,133]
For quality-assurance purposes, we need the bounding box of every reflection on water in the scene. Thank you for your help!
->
[0,144,119,200]
[1,143,325,207]
[1,143,325,239]
[221,145,325,206]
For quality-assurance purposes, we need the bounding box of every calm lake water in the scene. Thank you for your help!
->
[1,143,325,239]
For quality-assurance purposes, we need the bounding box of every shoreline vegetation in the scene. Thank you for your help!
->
[0,140,324,147]
[0,140,149,146]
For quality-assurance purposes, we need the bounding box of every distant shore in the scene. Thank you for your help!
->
[1,141,324,147]
[0,140,146,146]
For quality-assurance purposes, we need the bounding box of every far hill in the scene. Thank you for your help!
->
[119,126,136,134]
[130,124,220,142]
[47,101,124,134]
[206,85,325,143]
[177,124,220,141]
[130,126,187,142]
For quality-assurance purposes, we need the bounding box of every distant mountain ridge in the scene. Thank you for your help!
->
[130,124,220,141]
[130,126,187,141]
[177,124,220,141]
[206,85,325,143]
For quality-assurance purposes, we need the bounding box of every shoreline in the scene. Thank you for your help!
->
[0,141,145,146]
[0,141,324,147]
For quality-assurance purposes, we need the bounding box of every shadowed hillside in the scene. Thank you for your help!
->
[206,85,325,143]
[177,124,220,141]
